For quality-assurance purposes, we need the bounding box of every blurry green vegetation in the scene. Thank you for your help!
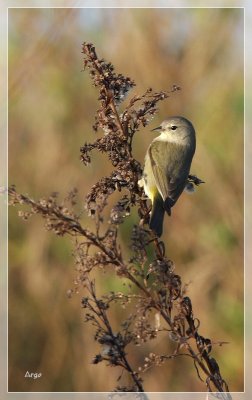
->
[8,7,243,392]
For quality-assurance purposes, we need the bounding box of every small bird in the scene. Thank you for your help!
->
[140,116,196,237]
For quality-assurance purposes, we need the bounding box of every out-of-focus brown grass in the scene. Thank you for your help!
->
[8,8,244,392]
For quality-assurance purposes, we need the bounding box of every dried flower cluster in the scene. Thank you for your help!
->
[9,42,231,398]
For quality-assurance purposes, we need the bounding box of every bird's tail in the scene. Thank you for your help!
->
[149,196,165,237]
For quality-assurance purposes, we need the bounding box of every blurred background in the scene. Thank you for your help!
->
[8,7,244,392]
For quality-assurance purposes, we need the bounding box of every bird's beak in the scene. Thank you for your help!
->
[151,126,162,132]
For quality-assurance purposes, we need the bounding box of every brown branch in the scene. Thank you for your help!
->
[9,42,230,394]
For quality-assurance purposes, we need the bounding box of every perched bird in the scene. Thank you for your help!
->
[140,116,196,237]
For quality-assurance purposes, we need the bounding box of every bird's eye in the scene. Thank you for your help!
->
[171,125,177,130]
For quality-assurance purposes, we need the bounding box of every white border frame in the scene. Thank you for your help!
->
[1,1,251,400]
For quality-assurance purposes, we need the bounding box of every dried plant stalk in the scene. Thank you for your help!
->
[9,42,231,398]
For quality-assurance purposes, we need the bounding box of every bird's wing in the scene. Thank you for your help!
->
[148,140,189,203]
[148,141,170,201]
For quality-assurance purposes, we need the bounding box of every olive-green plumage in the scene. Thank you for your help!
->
[142,116,196,237]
